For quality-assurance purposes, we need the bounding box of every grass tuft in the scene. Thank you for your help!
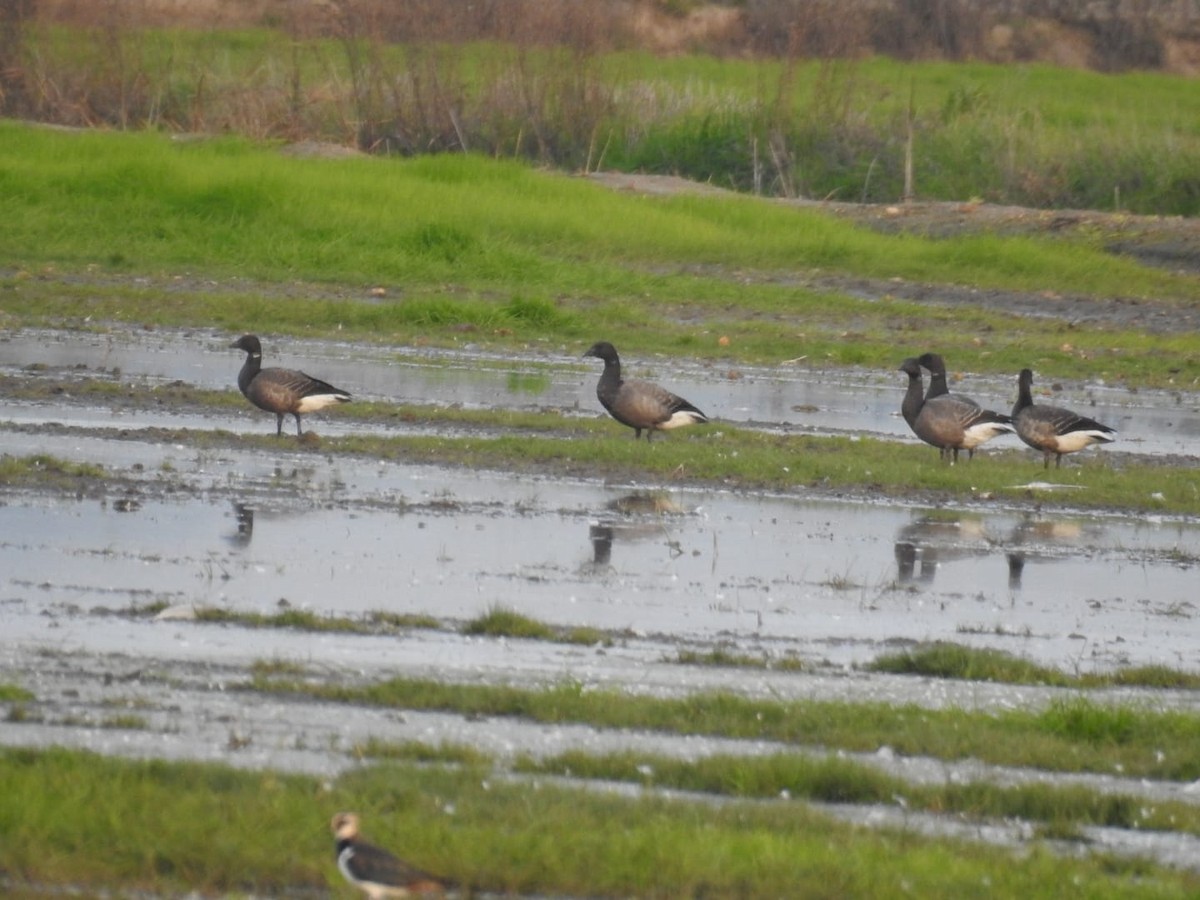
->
[0,684,35,703]
[193,607,440,634]
[867,642,1070,685]
[461,606,612,646]
[868,642,1200,690]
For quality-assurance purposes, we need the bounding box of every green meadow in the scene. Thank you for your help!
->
[3,746,1199,899]
[1,120,1198,392]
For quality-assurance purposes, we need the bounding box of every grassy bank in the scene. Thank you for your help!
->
[3,122,1190,300]
[2,123,1200,393]
[1,747,1197,899]
[4,404,1199,513]
[245,673,1200,782]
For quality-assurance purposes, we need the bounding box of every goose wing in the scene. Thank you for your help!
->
[620,379,707,427]
[252,367,350,411]
[917,395,1012,450]
[342,840,444,893]
[1037,405,1114,438]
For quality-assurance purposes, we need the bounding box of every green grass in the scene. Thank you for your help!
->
[0,683,34,703]
[4,402,1198,514]
[184,604,607,645]
[869,643,1200,689]
[356,736,1200,842]
[248,658,311,678]
[0,453,106,486]
[3,123,1200,392]
[2,746,1197,899]
[462,605,612,645]
[319,430,1200,515]
[673,647,808,671]
[6,117,1167,293]
[245,674,1200,781]
[352,738,493,768]
[521,747,1200,837]
[192,607,441,634]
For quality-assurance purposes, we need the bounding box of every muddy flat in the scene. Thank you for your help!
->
[3,321,1200,878]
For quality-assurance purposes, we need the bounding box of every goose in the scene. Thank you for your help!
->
[899,357,1014,463]
[583,341,707,440]
[230,334,350,436]
[331,812,448,899]
[898,356,926,432]
[918,352,977,405]
[1012,368,1115,468]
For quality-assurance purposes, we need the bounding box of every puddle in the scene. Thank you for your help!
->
[3,326,1198,455]
[2,434,1197,671]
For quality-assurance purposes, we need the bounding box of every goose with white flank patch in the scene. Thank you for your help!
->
[583,341,708,441]
[899,356,1014,463]
[331,812,448,899]
[230,334,351,436]
[1012,368,1115,468]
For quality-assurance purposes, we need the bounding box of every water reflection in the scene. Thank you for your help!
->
[585,492,685,570]
[228,502,255,547]
[895,512,1110,591]
[589,524,615,566]
[1003,516,1102,590]
[893,515,996,586]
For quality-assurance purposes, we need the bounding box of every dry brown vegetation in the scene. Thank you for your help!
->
[11,0,1200,71]
[1,0,1196,213]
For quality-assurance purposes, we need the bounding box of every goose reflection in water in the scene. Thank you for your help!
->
[895,512,1103,590]
[893,515,997,586]
[585,492,685,570]
[1003,516,1098,589]
[228,501,255,547]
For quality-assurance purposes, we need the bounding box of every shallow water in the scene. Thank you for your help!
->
[2,433,1197,671]
[2,324,1198,673]
[5,325,1200,882]
[3,327,1197,454]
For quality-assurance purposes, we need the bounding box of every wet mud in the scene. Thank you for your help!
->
[3,324,1200,879]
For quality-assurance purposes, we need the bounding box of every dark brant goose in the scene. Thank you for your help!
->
[331,812,448,899]
[899,356,1013,463]
[1012,368,1116,468]
[230,334,350,436]
[918,352,977,405]
[583,341,708,440]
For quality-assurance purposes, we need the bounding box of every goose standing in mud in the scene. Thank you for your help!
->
[331,812,449,899]
[230,334,351,436]
[1012,368,1116,468]
[583,341,708,441]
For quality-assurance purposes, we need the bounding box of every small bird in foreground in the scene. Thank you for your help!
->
[331,812,448,899]
[230,334,351,436]
[583,341,708,441]
[1012,368,1116,468]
